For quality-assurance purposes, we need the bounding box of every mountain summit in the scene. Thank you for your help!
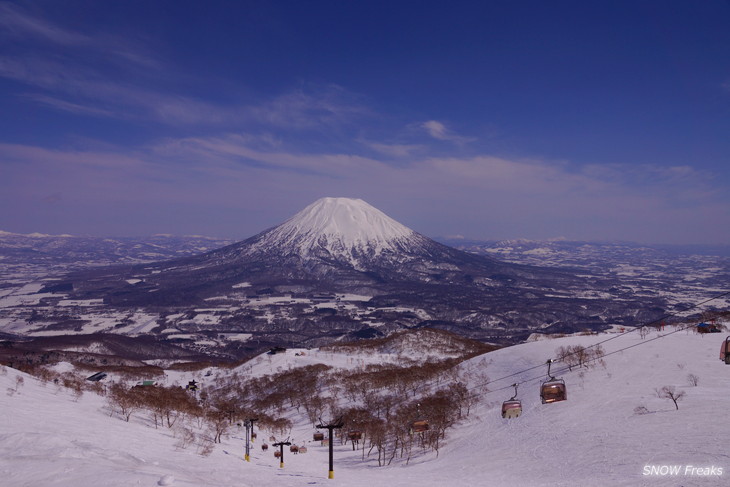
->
[245,197,431,268]
[262,197,415,250]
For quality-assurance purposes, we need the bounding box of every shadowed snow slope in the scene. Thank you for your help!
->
[3,329,729,486]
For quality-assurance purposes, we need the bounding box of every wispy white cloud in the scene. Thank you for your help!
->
[0,143,149,171]
[21,93,116,117]
[0,2,90,45]
[420,120,475,144]
[0,2,160,69]
[107,46,162,70]
[359,140,425,158]
[249,85,370,130]
[0,55,232,124]
[1,49,372,130]
[0,6,388,135]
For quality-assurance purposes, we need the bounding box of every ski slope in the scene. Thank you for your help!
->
[2,327,729,486]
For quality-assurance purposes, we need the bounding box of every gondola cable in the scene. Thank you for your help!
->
[468,289,730,394]
[371,290,730,409]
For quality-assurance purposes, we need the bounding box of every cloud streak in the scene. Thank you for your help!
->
[0,51,372,131]
[420,120,475,145]
[0,5,374,133]
[0,2,90,45]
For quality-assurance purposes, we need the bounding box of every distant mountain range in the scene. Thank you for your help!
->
[437,236,730,259]
[0,230,233,267]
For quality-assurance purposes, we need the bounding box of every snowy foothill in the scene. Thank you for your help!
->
[2,326,730,486]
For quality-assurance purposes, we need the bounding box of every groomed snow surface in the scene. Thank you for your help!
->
[2,329,729,486]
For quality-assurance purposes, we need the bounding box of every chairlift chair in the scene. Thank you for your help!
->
[721,336,730,364]
[540,359,567,404]
[501,383,522,418]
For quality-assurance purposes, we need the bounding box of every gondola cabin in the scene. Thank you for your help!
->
[313,432,325,441]
[501,399,522,418]
[541,379,567,404]
[348,431,362,441]
[410,420,429,434]
[721,336,730,364]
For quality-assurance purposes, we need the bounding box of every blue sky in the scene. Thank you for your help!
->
[1,1,729,244]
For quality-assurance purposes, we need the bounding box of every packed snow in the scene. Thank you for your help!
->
[2,327,729,486]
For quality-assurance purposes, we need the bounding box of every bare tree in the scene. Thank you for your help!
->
[205,410,229,443]
[108,383,140,422]
[639,326,650,339]
[6,375,24,396]
[656,386,686,410]
[687,374,700,387]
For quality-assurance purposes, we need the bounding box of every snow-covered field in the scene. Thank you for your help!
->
[2,327,729,486]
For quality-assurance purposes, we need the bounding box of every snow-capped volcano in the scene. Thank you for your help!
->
[264,197,415,251]
[58,197,660,350]
[246,197,431,267]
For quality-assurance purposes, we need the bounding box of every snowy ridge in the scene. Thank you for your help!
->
[246,197,429,267]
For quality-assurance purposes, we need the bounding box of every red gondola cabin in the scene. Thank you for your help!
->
[501,399,522,418]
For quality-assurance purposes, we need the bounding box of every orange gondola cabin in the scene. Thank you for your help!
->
[540,359,567,404]
[540,378,567,403]
[410,420,429,434]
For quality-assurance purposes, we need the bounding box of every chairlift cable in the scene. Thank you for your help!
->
[467,289,730,393]
[475,319,718,398]
[363,290,730,403]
